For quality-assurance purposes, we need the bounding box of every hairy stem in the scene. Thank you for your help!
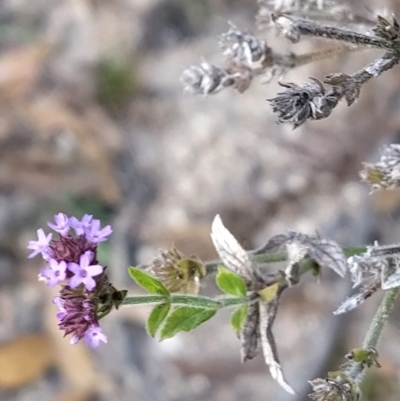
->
[347,288,400,382]
[274,14,392,49]
[123,294,249,309]
[291,45,364,67]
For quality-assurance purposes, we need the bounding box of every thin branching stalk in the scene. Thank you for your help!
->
[291,45,365,67]
[347,288,400,382]
[123,294,249,309]
[274,14,392,48]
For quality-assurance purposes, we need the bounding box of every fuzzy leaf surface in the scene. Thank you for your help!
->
[216,266,247,296]
[147,303,171,337]
[258,231,347,278]
[128,267,170,295]
[160,307,216,340]
[333,282,380,315]
[230,305,248,334]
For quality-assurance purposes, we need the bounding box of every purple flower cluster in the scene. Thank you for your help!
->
[27,213,120,348]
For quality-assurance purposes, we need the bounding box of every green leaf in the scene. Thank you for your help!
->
[146,303,171,337]
[216,266,247,297]
[230,305,248,334]
[128,267,170,295]
[160,307,217,340]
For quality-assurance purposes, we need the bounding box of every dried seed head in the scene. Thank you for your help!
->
[272,14,301,43]
[348,242,400,290]
[219,23,273,67]
[268,79,338,129]
[180,62,236,95]
[360,144,400,191]
[257,0,352,29]
[261,0,341,13]
[309,373,360,401]
[373,15,400,41]
[347,254,386,288]
[144,247,206,295]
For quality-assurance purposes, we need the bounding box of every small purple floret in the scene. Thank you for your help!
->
[68,251,103,291]
[27,229,52,259]
[84,219,113,243]
[53,296,68,321]
[48,213,70,236]
[69,214,93,236]
[83,325,108,348]
[40,259,67,287]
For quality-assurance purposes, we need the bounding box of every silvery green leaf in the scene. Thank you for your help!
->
[259,291,296,395]
[285,242,306,285]
[240,301,261,362]
[381,268,400,289]
[333,282,380,315]
[254,233,292,254]
[348,255,380,288]
[291,232,347,278]
[256,231,347,278]
[211,214,254,285]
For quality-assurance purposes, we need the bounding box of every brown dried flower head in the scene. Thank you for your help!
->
[334,242,400,315]
[219,23,273,67]
[373,15,400,41]
[144,247,206,295]
[309,372,360,401]
[268,79,338,128]
[360,144,400,191]
[180,62,236,95]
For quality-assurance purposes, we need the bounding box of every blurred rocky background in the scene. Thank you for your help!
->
[1,0,400,400]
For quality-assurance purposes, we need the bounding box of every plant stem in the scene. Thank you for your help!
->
[274,14,392,49]
[362,288,400,349]
[122,294,248,309]
[123,294,167,305]
[348,288,400,382]
[123,247,367,310]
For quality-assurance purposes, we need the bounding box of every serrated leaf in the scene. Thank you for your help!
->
[254,233,290,254]
[382,268,400,289]
[160,307,216,340]
[256,231,348,278]
[211,215,254,284]
[304,235,347,278]
[216,266,247,296]
[146,303,171,337]
[230,305,248,334]
[333,281,380,315]
[258,283,279,302]
[128,267,170,295]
